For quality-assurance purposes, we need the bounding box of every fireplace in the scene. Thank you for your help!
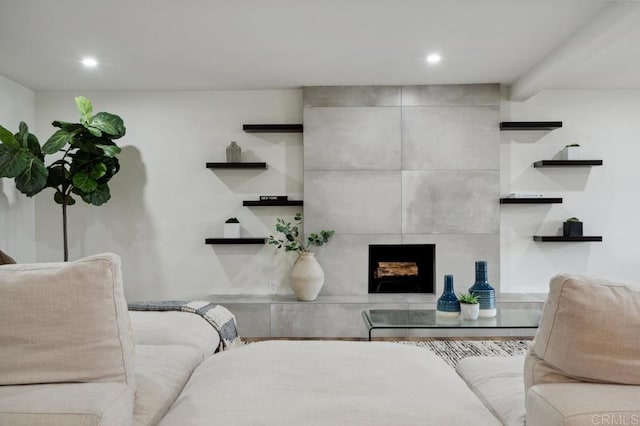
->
[368,244,435,294]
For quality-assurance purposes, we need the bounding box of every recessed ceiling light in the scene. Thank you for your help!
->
[426,53,441,65]
[81,57,98,68]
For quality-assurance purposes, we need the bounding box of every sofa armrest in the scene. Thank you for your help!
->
[129,311,220,355]
[526,383,640,426]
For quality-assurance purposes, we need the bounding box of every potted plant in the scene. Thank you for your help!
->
[458,293,480,320]
[224,217,241,238]
[563,143,580,160]
[563,217,583,237]
[267,213,334,301]
[0,96,125,261]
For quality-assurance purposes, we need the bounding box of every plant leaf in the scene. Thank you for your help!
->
[87,126,102,137]
[46,164,67,188]
[0,125,20,150]
[15,158,48,196]
[75,96,93,124]
[95,143,121,157]
[17,122,29,147]
[26,133,42,159]
[72,172,98,193]
[42,129,71,154]
[84,184,111,206]
[52,121,83,132]
[89,163,107,179]
[90,112,126,138]
[54,192,76,206]
[0,147,30,178]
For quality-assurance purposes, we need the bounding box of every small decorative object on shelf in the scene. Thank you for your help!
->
[267,213,335,301]
[226,141,241,163]
[563,217,583,237]
[437,275,461,318]
[458,293,480,320]
[260,195,288,201]
[468,261,496,318]
[563,143,580,160]
[224,217,241,238]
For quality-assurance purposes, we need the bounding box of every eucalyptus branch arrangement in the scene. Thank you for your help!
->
[267,213,334,253]
[0,96,125,261]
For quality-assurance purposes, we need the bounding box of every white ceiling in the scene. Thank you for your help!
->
[1,0,638,97]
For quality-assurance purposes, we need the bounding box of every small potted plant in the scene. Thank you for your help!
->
[563,217,583,237]
[563,143,580,160]
[224,217,241,238]
[458,293,480,320]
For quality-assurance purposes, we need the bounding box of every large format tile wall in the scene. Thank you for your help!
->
[304,85,501,296]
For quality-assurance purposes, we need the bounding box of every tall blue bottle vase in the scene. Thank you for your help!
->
[468,261,496,318]
[436,275,461,318]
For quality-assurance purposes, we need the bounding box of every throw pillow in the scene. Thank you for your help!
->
[0,249,16,265]
[526,274,640,389]
[0,253,136,387]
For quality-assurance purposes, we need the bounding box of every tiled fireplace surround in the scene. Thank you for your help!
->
[209,84,545,338]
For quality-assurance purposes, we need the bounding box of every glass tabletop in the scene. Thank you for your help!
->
[363,309,541,329]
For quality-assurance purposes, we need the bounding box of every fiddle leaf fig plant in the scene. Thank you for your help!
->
[267,212,334,253]
[0,96,125,261]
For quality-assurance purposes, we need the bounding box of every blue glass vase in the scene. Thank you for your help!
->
[468,261,496,318]
[437,275,460,318]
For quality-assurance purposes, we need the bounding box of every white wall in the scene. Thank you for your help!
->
[35,90,302,301]
[0,74,36,262]
[501,89,640,292]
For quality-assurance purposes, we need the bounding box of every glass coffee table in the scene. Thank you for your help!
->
[362,309,541,341]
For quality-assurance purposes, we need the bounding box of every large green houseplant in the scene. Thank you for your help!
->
[0,97,126,261]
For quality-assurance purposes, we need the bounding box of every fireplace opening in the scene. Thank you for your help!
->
[368,244,435,294]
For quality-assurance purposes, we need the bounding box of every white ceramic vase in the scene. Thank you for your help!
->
[460,303,480,320]
[290,252,324,301]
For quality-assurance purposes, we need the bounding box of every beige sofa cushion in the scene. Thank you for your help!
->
[133,345,204,426]
[456,356,527,426]
[526,383,640,426]
[0,253,135,387]
[129,311,220,356]
[0,382,133,426]
[161,341,501,426]
[528,274,640,387]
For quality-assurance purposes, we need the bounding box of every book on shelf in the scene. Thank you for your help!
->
[506,193,544,198]
[260,195,288,201]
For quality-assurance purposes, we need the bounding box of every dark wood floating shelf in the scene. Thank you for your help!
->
[243,200,303,206]
[206,162,267,169]
[205,238,266,245]
[243,124,303,133]
[500,197,563,204]
[500,121,563,131]
[533,160,603,168]
[533,236,603,242]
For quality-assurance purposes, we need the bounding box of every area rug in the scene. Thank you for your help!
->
[395,339,531,368]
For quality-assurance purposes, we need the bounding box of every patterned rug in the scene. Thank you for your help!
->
[395,339,531,368]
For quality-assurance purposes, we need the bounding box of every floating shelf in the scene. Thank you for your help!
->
[500,121,563,131]
[206,162,267,169]
[533,160,603,168]
[243,200,303,206]
[533,236,603,242]
[243,124,303,133]
[500,197,563,204]
[205,238,266,245]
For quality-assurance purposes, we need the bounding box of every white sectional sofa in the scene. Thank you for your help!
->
[1,254,639,425]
